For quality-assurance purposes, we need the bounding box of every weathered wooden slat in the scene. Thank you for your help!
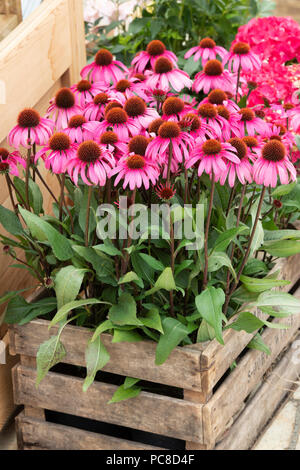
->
[215,333,300,450]
[10,319,203,392]
[13,365,203,443]
[0,333,18,431]
[194,252,300,394]
[16,413,164,450]
[202,291,300,447]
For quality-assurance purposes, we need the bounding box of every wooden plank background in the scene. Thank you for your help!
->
[0,0,86,319]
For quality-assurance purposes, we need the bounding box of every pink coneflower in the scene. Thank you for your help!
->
[186,139,240,177]
[8,109,55,148]
[0,148,26,176]
[216,138,253,186]
[46,88,82,130]
[262,124,295,151]
[70,80,105,107]
[111,77,149,103]
[184,38,227,64]
[146,121,193,166]
[86,107,139,140]
[83,92,120,121]
[124,97,159,130]
[223,42,261,72]
[215,105,241,139]
[242,136,262,161]
[110,153,159,190]
[99,131,127,158]
[148,118,164,135]
[234,108,268,137]
[197,103,228,138]
[80,48,128,85]
[179,113,212,141]
[127,135,149,157]
[201,88,240,113]
[253,140,296,187]
[63,115,94,143]
[161,97,192,122]
[131,40,177,73]
[155,182,176,201]
[193,60,234,94]
[146,57,192,92]
[67,141,115,186]
[35,132,77,174]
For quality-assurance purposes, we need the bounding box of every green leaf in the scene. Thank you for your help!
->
[248,333,271,355]
[226,311,288,334]
[28,179,43,214]
[124,377,140,389]
[195,287,225,345]
[36,335,66,386]
[138,253,165,271]
[155,317,188,365]
[50,298,109,326]
[264,230,300,242]
[112,329,143,342]
[243,259,268,276]
[256,291,300,314]
[94,243,122,256]
[118,271,142,287]
[208,252,236,280]
[4,296,32,324]
[18,298,57,326]
[272,182,296,197]
[109,293,142,326]
[19,207,73,261]
[55,266,88,309]
[240,274,290,293]
[83,337,110,392]
[146,267,176,296]
[0,205,23,236]
[261,240,300,257]
[197,319,216,342]
[91,319,114,342]
[140,308,163,333]
[213,226,248,252]
[108,384,141,404]
[72,245,114,281]
[0,287,33,308]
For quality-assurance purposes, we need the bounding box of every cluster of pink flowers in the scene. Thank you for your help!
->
[234,16,300,129]
[3,37,299,191]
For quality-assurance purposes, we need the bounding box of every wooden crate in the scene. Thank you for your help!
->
[8,253,300,450]
[0,333,18,430]
[0,1,22,41]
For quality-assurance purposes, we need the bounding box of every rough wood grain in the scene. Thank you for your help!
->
[16,413,164,450]
[203,288,300,447]
[14,365,204,443]
[10,319,203,391]
[0,333,18,430]
[215,333,300,450]
[0,14,19,41]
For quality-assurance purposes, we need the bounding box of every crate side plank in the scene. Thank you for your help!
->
[11,319,203,392]
[16,413,164,450]
[199,252,300,393]
[203,308,300,447]
[215,333,300,450]
[14,365,203,443]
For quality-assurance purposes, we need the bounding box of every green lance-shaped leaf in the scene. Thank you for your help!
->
[55,266,89,309]
[195,287,225,345]
[212,225,249,252]
[255,291,300,315]
[50,298,110,327]
[248,333,271,355]
[240,274,290,293]
[261,240,300,257]
[0,205,24,236]
[108,293,142,326]
[19,207,73,261]
[225,311,288,334]
[108,383,141,404]
[140,308,163,334]
[83,337,110,392]
[208,252,236,280]
[145,267,176,296]
[36,335,66,386]
[155,317,189,365]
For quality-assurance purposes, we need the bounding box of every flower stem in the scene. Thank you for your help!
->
[166,140,173,184]
[85,185,93,247]
[5,174,17,214]
[169,201,175,317]
[25,131,31,210]
[35,167,59,204]
[224,186,266,314]
[203,172,215,290]
[59,174,66,234]
[226,186,235,217]
[235,64,241,103]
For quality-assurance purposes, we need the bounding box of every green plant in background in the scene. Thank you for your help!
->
[85,0,275,66]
